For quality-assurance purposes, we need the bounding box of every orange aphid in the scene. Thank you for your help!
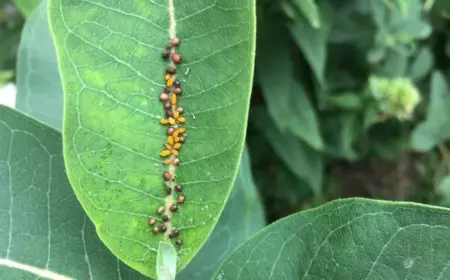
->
[168,136,174,145]
[177,117,186,123]
[174,111,180,119]
[166,77,175,87]
[160,119,169,125]
[164,158,172,165]
[168,117,176,125]
[173,143,182,150]
[174,137,181,143]
[165,74,171,81]
[160,150,171,157]
[171,94,177,105]
[171,149,179,156]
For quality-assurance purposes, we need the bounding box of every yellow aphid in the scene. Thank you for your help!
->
[168,117,176,125]
[174,111,180,119]
[166,77,175,87]
[175,137,180,143]
[178,127,186,134]
[168,136,174,145]
[177,117,186,123]
[171,94,177,105]
[173,131,179,138]
[160,150,171,157]
[160,119,169,125]
[165,74,171,81]
[164,158,172,165]
[173,143,182,149]
[165,144,172,150]
[171,149,179,156]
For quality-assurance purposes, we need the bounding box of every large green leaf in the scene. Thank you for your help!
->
[214,198,450,280]
[0,105,145,279]
[48,0,256,276]
[16,0,63,130]
[0,105,264,279]
[291,0,321,28]
[11,0,40,17]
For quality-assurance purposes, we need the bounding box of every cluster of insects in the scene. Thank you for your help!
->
[148,37,186,247]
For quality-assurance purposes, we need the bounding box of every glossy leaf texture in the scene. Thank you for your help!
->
[48,0,255,277]
[16,0,63,130]
[0,106,146,280]
[214,198,450,280]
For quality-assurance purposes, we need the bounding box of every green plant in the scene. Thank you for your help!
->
[3,0,450,279]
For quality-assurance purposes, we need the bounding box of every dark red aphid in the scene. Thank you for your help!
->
[174,88,182,95]
[176,239,183,246]
[162,215,169,222]
[174,79,181,87]
[170,204,179,212]
[160,225,167,232]
[163,171,172,181]
[162,50,170,60]
[172,53,181,64]
[175,184,183,192]
[172,228,180,236]
[148,217,156,225]
[160,93,169,102]
[166,67,176,74]
[167,187,172,195]
[177,195,185,204]
[171,37,180,46]
[164,102,171,109]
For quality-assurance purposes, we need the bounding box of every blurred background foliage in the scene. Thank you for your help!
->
[3,0,450,224]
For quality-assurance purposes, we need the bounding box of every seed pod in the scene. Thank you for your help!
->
[157,206,165,215]
[172,228,180,236]
[148,217,156,226]
[160,93,169,102]
[176,239,183,246]
[161,50,170,59]
[162,215,169,222]
[168,127,175,135]
[153,226,160,233]
[160,225,167,232]
[176,106,184,114]
[160,119,169,125]
[164,102,171,109]
[166,67,176,74]
[171,37,180,46]
[174,88,182,95]
[163,171,172,181]
[160,150,171,157]
[173,158,180,165]
[174,79,181,88]
[178,136,185,143]
[175,184,183,192]
[170,204,179,212]
[177,195,185,204]
[172,53,181,64]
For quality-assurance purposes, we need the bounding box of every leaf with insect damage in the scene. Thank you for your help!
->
[48,0,256,277]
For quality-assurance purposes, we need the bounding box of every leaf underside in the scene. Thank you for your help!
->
[48,0,256,277]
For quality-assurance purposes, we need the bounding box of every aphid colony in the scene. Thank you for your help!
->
[148,36,186,247]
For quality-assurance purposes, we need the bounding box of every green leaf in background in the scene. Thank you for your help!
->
[0,105,145,280]
[289,2,330,85]
[16,0,63,130]
[11,0,40,17]
[177,146,265,279]
[412,71,450,151]
[48,0,256,276]
[214,198,450,280]
[291,0,321,28]
[257,23,323,150]
[437,175,450,207]
[322,112,360,161]
[157,242,176,280]
[253,109,323,197]
[408,47,434,81]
